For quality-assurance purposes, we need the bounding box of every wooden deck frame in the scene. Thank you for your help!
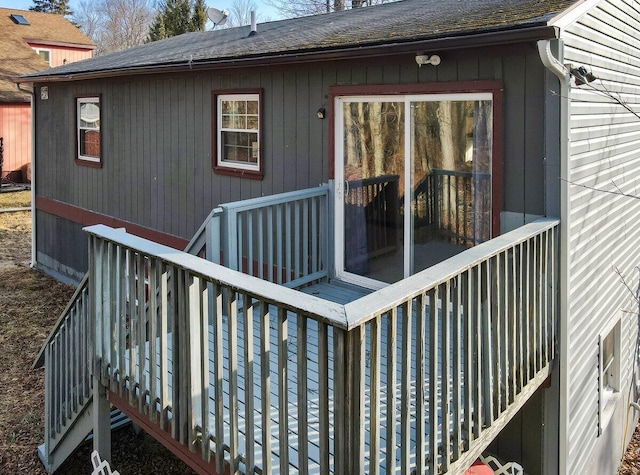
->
[37,185,559,473]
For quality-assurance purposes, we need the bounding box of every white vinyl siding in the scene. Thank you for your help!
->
[562,0,640,472]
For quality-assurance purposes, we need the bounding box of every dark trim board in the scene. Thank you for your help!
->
[108,391,225,475]
[36,196,189,250]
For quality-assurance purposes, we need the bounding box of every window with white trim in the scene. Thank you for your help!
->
[598,318,621,434]
[76,96,101,164]
[213,91,262,178]
[35,48,51,65]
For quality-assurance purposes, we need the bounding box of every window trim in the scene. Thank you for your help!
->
[598,316,621,435]
[75,95,102,168]
[35,48,51,65]
[212,88,263,180]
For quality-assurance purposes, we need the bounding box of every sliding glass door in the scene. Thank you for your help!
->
[335,93,494,287]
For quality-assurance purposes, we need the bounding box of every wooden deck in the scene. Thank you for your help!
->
[37,190,558,474]
[126,279,470,473]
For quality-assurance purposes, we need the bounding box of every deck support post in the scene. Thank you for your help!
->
[92,375,112,464]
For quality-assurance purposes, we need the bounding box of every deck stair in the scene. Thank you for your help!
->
[35,185,559,474]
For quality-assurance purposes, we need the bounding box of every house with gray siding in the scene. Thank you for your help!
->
[18,0,640,473]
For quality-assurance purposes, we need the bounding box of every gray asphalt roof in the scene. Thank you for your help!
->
[20,0,580,80]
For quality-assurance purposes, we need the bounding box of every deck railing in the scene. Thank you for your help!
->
[85,216,558,474]
[33,274,92,472]
[413,168,492,247]
[186,186,329,288]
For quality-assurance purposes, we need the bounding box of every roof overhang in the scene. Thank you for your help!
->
[16,25,559,85]
[23,38,96,50]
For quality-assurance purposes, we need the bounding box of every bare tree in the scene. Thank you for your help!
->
[74,0,154,55]
[263,0,394,19]
[224,0,269,27]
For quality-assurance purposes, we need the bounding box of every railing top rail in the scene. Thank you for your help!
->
[184,207,223,254]
[344,217,560,328]
[219,184,329,213]
[33,272,89,369]
[431,168,492,178]
[85,217,558,332]
[84,223,348,328]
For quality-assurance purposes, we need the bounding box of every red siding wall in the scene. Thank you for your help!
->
[27,43,93,68]
[0,103,31,182]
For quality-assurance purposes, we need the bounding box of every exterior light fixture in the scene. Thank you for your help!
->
[317,108,326,119]
[570,66,597,85]
[415,54,441,67]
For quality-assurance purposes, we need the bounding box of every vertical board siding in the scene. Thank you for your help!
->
[563,0,640,473]
[0,103,31,179]
[35,51,546,279]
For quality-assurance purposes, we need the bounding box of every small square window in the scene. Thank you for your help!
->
[76,96,101,166]
[35,49,51,65]
[598,318,621,435]
[213,90,263,179]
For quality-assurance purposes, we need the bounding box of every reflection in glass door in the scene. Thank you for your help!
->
[341,99,405,284]
[337,94,493,286]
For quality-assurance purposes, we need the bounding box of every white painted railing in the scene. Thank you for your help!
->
[33,274,93,472]
[186,185,330,288]
[85,217,558,474]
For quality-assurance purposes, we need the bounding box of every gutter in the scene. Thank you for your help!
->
[537,39,570,475]
[15,25,559,85]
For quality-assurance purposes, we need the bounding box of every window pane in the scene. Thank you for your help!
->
[247,100,258,115]
[79,129,100,158]
[342,100,405,283]
[222,131,258,164]
[80,102,100,129]
[411,99,492,274]
[247,115,259,130]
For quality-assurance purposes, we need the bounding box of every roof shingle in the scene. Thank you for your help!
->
[20,0,579,82]
[1,7,95,102]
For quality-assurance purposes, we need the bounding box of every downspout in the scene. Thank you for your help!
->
[16,81,37,268]
[537,39,570,475]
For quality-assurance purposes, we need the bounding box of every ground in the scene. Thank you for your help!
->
[2,190,640,473]
[0,190,196,474]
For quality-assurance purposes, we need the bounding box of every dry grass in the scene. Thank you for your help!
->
[0,189,31,209]
[0,191,195,474]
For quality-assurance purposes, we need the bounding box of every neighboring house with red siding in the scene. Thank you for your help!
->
[0,7,94,183]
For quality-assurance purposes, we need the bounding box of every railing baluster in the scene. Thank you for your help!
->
[127,249,136,407]
[285,203,292,283]
[200,280,211,463]
[318,321,330,474]
[227,288,239,472]
[277,307,289,472]
[159,267,169,431]
[187,273,202,453]
[118,249,127,398]
[482,259,494,426]
[442,281,452,472]
[369,315,381,475]
[415,293,426,475]
[260,301,272,474]
[401,299,412,474]
[213,283,225,473]
[386,309,397,474]
[137,253,146,416]
[297,312,309,475]
[148,259,158,424]
[243,293,255,472]
[428,287,439,474]
[452,273,462,459]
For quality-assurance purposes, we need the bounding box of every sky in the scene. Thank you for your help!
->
[0,0,281,21]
